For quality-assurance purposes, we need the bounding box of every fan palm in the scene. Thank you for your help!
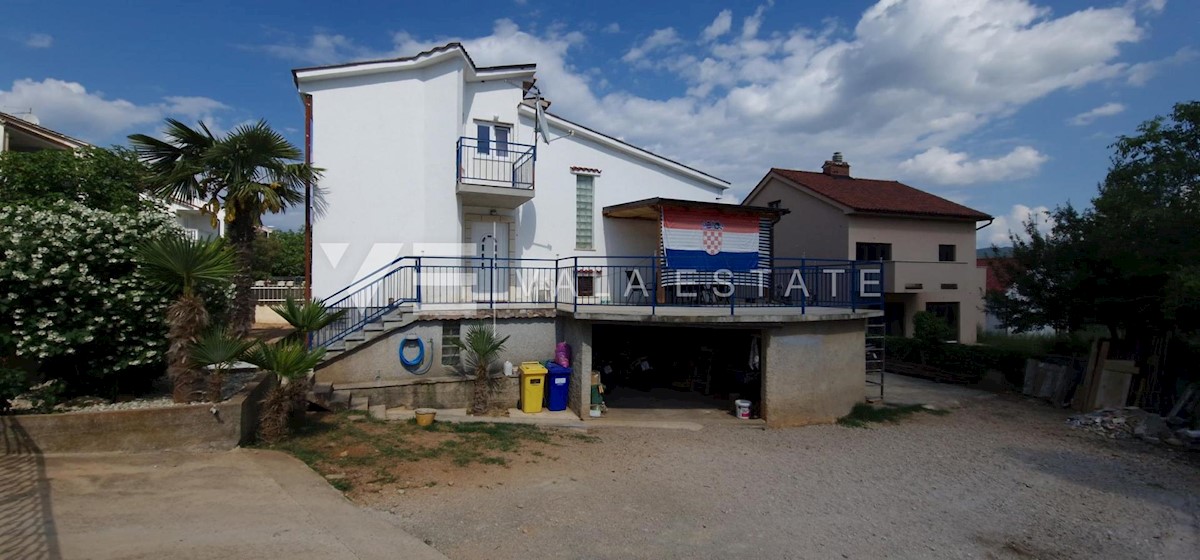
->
[130,119,323,337]
[190,327,255,402]
[245,340,327,442]
[451,324,510,415]
[270,297,348,345]
[137,236,236,402]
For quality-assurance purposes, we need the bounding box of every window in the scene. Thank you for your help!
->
[441,322,461,366]
[577,273,596,297]
[576,174,595,249]
[856,242,892,261]
[938,244,956,262]
[476,123,510,157]
[767,200,782,209]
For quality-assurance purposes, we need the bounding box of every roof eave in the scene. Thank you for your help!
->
[292,42,535,88]
[520,104,730,191]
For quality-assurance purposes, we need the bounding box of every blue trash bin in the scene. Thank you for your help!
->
[545,363,571,412]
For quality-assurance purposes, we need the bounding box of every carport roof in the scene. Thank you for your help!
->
[603,197,789,221]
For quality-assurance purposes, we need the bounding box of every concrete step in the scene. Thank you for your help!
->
[350,393,370,412]
[328,391,351,412]
[369,403,388,421]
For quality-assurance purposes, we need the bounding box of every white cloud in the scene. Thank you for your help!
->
[256,0,1153,195]
[1127,47,1197,86]
[899,146,1048,185]
[23,33,53,48]
[701,10,733,42]
[622,28,681,63]
[254,33,382,65]
[1068,102,1125,126]
[0,78,230,143]
[602,23,621,34]
[982,204,1053,247]
[1139,0,1166,13]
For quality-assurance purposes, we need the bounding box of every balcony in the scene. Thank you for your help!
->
[455,136,536,209]
[883,260,980,293]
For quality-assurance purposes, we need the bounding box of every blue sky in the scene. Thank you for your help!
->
[2,0,1196,246]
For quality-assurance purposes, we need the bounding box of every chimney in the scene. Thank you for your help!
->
[822,151,850,177]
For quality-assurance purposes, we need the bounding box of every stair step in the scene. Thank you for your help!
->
[369,404,388,421]
[350,393,370,412]
[364,322,384,332]
[312,382,333,397]
[328,391,351,412]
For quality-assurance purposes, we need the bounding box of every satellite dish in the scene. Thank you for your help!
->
[534,92,550,145]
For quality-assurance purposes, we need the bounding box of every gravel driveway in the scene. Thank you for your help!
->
[377,385,1200,559]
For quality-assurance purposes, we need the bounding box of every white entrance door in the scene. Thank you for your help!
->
[471,221,509,302]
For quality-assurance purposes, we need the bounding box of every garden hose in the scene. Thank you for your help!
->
[399,334,434,375]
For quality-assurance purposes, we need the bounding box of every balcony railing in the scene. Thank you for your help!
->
[456,136,536,189]
[312,256,885,347]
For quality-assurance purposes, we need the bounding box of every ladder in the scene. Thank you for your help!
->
[865,316,885,402]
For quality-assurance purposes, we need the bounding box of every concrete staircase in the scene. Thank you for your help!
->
[307,304,417,417]
[320,304,416,363]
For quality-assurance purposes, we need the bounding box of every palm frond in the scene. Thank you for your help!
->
[270,297,347,342]
[452,324,510,373]
[190,327,255,368]
[244,340,326,381]
[136,235,236,295]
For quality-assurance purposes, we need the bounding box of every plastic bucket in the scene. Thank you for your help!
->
[734,399,752,419]
[414,408,437,427]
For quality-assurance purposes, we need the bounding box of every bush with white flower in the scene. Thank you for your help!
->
[0,202,205,398]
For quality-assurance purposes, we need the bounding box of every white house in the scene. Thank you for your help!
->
[293,43,885,426]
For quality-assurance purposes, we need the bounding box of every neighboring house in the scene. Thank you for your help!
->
[293,43,887,426]
[743,153,991,344]
[1,111,224,238]
[0,111,87,152]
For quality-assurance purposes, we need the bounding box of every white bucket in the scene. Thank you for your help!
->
[734,399,752,419]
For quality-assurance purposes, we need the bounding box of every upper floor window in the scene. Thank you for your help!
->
[938,244,956,262]
[856,242,892,261]
[576,174,595,249]
[767,200,782,209]
[476,122,510,157]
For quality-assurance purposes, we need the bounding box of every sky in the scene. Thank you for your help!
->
[2,0,1196,247]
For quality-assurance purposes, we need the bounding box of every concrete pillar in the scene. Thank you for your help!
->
[762,318,866,427]
[556,317,592,420]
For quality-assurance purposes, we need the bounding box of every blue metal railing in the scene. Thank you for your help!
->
[313,255,885,347]
[456,137,536,189]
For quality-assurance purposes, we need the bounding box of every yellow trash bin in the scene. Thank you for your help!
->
[519,362,548,413]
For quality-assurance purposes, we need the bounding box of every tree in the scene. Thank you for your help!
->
[129,120,322,337]
[0,147,152,212]
[988,101,1200,342]
[245,340,325,443]
[270,297,347,345]
[136,236,236,402]
[0,202,179,400]
[250,229,305,280]
[190,327,255,403]
[452,324,510,415]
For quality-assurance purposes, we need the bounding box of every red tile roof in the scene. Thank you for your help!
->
[770,168,991,220]
[570,166,602,175]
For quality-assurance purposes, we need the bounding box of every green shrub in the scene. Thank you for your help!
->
[0,202,229,398]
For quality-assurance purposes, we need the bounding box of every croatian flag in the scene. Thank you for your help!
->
[661,208,760,271]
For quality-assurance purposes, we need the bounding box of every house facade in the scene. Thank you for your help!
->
[294,44,886,426]
[743,154,990,344]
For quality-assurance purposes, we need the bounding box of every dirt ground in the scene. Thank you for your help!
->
[352,390,1200,560]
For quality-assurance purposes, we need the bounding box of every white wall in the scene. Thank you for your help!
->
[303,55,728,299]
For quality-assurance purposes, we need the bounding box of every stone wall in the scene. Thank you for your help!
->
[557,317,593,419]
[1,374,274,454]
[761,318,866,427]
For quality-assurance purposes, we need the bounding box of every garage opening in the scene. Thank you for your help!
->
[592,324,763,423]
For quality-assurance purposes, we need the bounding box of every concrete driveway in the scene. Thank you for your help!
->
[0,448,447,560]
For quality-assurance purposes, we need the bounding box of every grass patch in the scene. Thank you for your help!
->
[261,412,596,498]
[837,403,949,428]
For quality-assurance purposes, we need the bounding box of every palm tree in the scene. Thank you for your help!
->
[137,236,236,403]
[245,340,326,443]
[452,324,510,415]
[190,327,255,403]
[270,297,347,345]
[130,120,323,337]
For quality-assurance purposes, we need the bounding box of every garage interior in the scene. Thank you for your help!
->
[591,324,763,422]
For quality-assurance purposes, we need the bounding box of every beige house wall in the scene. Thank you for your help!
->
[747,178,986,343]
[747,177,849,260]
